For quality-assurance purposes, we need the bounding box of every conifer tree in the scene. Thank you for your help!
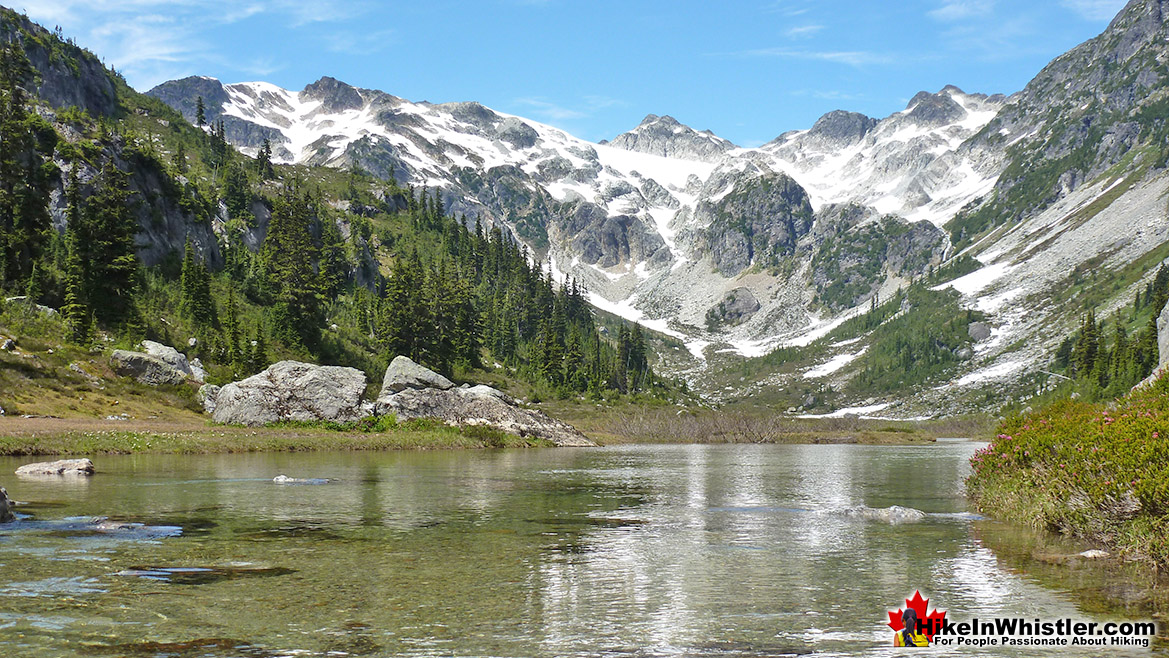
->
[317,216,348,297]
[195,96,205,127]
[0,40,53,289]
[262,181,322,349]
[172,140,187,174]
[257,138,273,179]
[84,163,138,326]
[61,166,90,343]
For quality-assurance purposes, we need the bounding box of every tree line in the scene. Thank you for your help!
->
[1053,265,1169,398]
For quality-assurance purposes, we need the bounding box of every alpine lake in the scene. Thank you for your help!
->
[0,443,1163,657]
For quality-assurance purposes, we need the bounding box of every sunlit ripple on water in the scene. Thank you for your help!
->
[0,444,1158,657]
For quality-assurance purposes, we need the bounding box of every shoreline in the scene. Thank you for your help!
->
[0,410,987,456]
[966,383,1169,570]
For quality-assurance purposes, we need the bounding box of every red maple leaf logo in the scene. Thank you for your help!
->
[887,590,947,641]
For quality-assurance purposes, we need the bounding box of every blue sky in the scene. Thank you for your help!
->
[17,0,1128,145]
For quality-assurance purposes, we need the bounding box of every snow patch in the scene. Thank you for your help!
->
[954,360,1026,387]
[797,402,891,419]
[803,347,867,379]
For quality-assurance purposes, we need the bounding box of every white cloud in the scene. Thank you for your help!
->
[785,24,824,38]
[1059,0,1127,21]
[763,1,812,17]
[13,0,371,90]
[733,47,891,67]
[928,0,995,21]
[938,15,1040,61]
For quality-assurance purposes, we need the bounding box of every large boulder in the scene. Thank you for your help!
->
[1158,299,1169,371]
[110,350,187,386]
[212,361,369,427]
[140,340,203,382]
[380,355,454,396]
[198,384,221,414]
[0,487,13,523]
[1134,298,1169,391]
[377,384,595,447]
[16,458,95,476]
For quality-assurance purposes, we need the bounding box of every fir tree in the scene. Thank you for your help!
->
[195,96,206,127]
[84,163,138,327]
[172,140,188,174]
[257,138,274,179]
[61,166,90,343]
[0,40,53,288]
[262,181,322,349]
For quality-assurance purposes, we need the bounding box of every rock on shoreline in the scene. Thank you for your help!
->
[212,361,369,427]
[209,356,596,447]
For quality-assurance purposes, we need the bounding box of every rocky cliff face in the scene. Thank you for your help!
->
[0,12,118,117]
[0,9,223,270]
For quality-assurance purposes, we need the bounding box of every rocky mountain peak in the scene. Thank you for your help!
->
[806,110,878,144]
[147,76,230,125]
[607,113,735,163]
[301,76,364,113]
[905,89,967,126]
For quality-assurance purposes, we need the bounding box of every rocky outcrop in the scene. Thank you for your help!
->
[198,384,221,414]
[0,487,13,523]
[111,350,187,386]
[705,287,760,329]
[140,340,204,383]
[0,8,118,117]
[697,172,815,277]
[807,110,878,145]
[1157,297,1169,371]
[377,385,595,447]
[380,355,454,395]
[1134,296,1169,390]
[212,361,369,427]
[16,458,95,476]
[607,114,736,163]
[374,359,594,447]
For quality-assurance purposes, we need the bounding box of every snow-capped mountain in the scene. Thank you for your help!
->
[147,77,998,357]
[603,114,736,163]
[761,86,1007,225]
[144,0,1169,414]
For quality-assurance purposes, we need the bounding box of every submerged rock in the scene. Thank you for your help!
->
[110,350,187,386]
[115,565,295,585]
[0,487,13,523]
[272,474,330,485]
[212,360,369,426]
[15,458,95,476]
[830,505,927,524]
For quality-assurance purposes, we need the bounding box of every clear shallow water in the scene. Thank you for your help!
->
[0,444,1159,657]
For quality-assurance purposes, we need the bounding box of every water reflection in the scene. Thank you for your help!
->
[0,444,1161,657]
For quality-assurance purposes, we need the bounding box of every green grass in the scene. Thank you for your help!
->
[967,377,1169,567]
[0,420,551,456]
